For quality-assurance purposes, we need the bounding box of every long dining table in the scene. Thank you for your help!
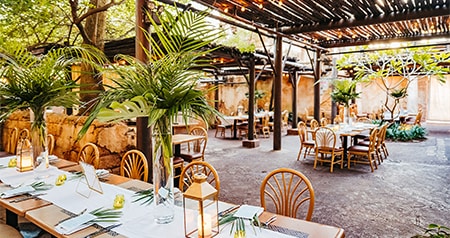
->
[0,154,345,238]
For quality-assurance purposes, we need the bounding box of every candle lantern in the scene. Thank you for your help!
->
[183,173,219,238]
[16,139,33,172]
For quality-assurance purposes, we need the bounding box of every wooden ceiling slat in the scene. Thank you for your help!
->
[189,0,450,48]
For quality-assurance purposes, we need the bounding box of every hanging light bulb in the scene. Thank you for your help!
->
[241,6,246,12]
[259,3,263,9]
[224,7,229,13]
[278,0,282,6]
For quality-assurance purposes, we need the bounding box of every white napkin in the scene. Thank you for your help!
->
[233,205,264,219]
[55,213,96,235]
[96,169,110,178]
[0,185,35,198]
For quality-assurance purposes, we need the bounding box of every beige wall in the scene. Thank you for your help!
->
[2,110,133,173]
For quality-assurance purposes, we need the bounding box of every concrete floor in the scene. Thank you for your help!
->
[205,123,450,238]
[1,123,449,238]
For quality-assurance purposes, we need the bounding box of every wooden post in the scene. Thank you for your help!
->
[273,35,283,150]
[314,50,321,121]
[136,0,152,182]
[242,55,260,148]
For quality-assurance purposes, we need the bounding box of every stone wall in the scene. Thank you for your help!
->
[2,110,135,173]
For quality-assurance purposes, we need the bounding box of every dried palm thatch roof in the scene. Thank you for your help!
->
[192,0,450,48]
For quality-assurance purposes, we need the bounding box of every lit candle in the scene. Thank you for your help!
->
[197,214,212,238]
[17,155,33,171]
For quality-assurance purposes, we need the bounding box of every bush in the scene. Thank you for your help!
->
[386,123,427,141]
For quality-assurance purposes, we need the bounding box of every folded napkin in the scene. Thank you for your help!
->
[55,213,96,235]
[95,169,110,178]
[0,185,35,198]
[48,155,59,163]
[233,205,264,219]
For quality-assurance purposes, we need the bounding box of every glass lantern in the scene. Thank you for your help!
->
[183,173,219,238]
[16,139,33,172]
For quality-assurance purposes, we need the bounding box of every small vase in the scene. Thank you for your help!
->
[30,109,49,174]
[152,117,175,224]
[343,106,352,126]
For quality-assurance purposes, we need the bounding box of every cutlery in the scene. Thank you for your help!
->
[83,223,122,238]
[218,205,240,217]
[262,215,277,226]
[9,193,46,203]
[55,208,87,226]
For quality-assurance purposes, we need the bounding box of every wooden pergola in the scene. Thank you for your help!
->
[134,0,450,159]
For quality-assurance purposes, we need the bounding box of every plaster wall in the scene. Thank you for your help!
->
[2,110,133,173]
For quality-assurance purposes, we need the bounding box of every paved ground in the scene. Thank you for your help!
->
[205,123,450,238]
[1,123,449,238]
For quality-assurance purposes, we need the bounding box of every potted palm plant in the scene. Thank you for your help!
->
[80,9,222,224]
[0,46,104,172]
[330,78,360,125]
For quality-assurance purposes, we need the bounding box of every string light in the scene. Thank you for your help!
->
[224,7,229,13]
[241,6,246,12]
[278,0,282,6]
[259,3,263,9]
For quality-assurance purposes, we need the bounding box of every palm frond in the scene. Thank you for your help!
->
[79,7,223,141]
[0,45,106,123]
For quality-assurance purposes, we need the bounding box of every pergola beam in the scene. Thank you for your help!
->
[281,7,450,34]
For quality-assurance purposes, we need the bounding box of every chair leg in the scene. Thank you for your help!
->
[330,154,335,173]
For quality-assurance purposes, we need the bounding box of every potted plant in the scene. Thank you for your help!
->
[0,46,103,172]
[80,8,222,224]
[330,78,360,125]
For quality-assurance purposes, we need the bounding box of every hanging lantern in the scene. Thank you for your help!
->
[183,173,219,238]
[16,139,33,172]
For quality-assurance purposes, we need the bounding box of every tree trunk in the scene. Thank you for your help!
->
[78,0,107,114]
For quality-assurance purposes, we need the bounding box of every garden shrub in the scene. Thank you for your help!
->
[386,123,426,141]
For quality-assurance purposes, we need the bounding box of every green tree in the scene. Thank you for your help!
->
[338,47,450,120]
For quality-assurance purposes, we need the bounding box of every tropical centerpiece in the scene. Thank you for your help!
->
[0,46,103,172]
[330,78,360,125]
[81,9,222,224]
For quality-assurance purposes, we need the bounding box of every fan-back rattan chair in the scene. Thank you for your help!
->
[297,122,315,160]
[320,118,328,127]
[179,161,220,195]
[77,142,100,169]
[348,127,379,172]
[180,126,208,163]
[260,168,315,221]
[313,127,344,173]
[120,149,148,181]
[5,127,19,154]
[47,134,55,155]
[0,224,23,238]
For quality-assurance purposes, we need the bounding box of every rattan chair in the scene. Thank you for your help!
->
[180,126,208,162]
[47,134,55,155]
[179,161,220,195]
[215,117,233,138]
[120,149,149,181]
[320,117,328,127]
[313,127,344,173]
[260,168,315,220]
[0,224,23,238]
[77,142,100,169]
[307,119,319,141]
[348,127,379,172]
[5,127,19,154]
[297,122,315,160]
[260,114,271,138]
